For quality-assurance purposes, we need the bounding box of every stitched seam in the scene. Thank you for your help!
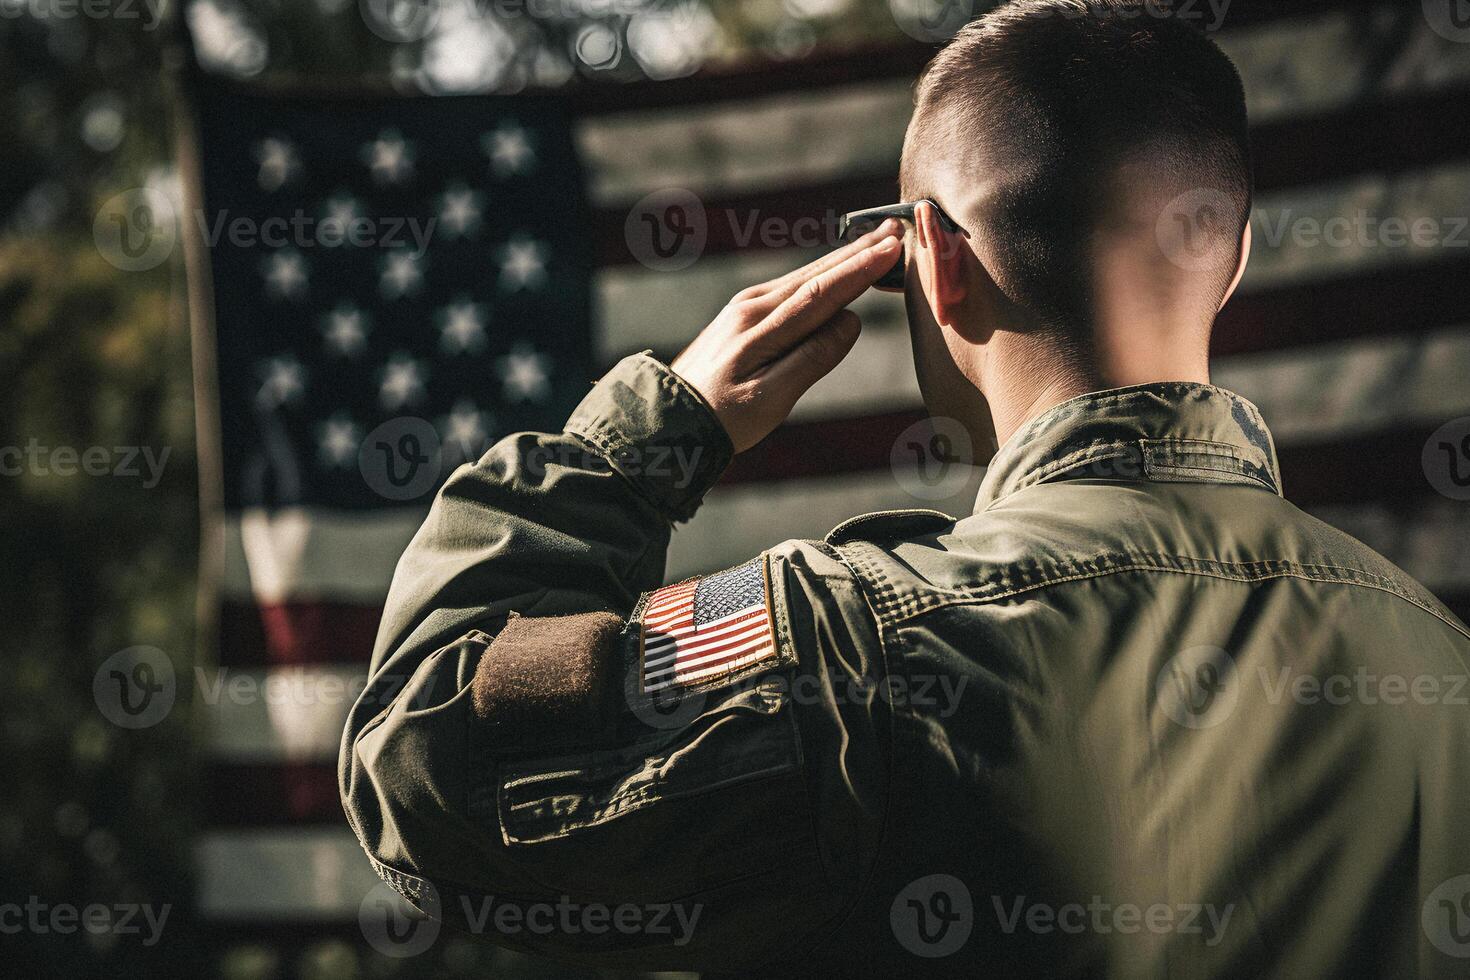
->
[888,563,1470,641]
[1004,442,1134,498]
[565,423,686,522]
[820,545,909,968]
[1005,382,1257,448]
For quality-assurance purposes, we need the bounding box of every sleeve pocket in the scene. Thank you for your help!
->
[472,676,819,901]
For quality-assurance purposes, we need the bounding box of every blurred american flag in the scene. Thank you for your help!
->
[184,1,1470,959]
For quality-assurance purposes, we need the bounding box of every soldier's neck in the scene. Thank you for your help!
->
[980,325,1210,448]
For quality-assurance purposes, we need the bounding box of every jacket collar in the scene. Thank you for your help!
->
[974,382,1282,513]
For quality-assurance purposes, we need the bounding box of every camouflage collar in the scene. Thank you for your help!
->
[974,382,1282,512]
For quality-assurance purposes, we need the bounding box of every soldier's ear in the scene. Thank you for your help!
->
[471,610,623,751]
[912,201,971,331]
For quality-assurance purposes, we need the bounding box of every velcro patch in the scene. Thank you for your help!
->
[638,556,778,693]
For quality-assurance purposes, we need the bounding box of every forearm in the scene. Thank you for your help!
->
[367,352,733,675]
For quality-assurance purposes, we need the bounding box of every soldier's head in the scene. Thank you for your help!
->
[896,0,1253,444]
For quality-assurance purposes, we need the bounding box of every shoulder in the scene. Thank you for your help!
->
[821,508,957,546]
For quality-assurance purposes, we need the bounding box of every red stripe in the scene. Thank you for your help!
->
[205,762,343,827]
[653,641,775,687]
[645,590,696,618]
[648,619,772,677]
[220,600,382,667]
[645,614,771,666]
[220,421,1462,669]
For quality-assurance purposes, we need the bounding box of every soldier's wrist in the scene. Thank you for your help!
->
[565,352,733,522]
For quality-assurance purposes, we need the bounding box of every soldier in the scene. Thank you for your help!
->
[340,2,1470,976]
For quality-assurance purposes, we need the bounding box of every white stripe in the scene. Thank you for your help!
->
[1216,325,1470,444]
[668,467,987,580]
[196,829,381,919]
[644,587,697,618]
[645,643,777,693]
[645,629,774,683]
[205,665,362,763]
[1244,163,1470,292]
[224,506,420,603]
[1308,499,1470,595]
[644,616,767,663]
[578,79,909,204]
[643,603,769,646]
[644,590,697,621]
[643,615,770,668]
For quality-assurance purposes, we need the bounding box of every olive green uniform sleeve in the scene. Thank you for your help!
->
[366,351,732,675]
[338,354,894,972]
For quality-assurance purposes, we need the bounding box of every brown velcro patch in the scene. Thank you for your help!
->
[470,611,624,751]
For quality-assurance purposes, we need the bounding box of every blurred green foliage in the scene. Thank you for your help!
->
[0,0,915,975]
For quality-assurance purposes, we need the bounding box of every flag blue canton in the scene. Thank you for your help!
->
[692,559,766,626]
[194,78,593,511]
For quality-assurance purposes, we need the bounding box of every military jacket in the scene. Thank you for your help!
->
[340,353,1470,978]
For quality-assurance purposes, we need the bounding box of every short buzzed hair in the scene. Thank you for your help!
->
[901,0,1252,333]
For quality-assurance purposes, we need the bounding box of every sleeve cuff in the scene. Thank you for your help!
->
[565,352,734,523]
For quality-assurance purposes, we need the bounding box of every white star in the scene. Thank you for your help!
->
[379,353,427,410]
[364,129,415,186]
[437,299,488,354]
[497,343,551,403]
[436,184,484,239]
[257,354,306,408]
[255,136,300,192]
[262,249,309,300]
[320,192,365,245]
[380,250,425,299]
[321,303,370,357]
[439,399,492,461]
[483,122,535,177]
[497,237,548,291]
[316,413,362,468]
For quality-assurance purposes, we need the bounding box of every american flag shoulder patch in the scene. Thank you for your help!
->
[638,556,779,693]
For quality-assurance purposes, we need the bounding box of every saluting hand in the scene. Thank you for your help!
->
[670,220,903,454]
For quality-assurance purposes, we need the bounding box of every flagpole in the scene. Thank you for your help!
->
[164,24,226,679]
